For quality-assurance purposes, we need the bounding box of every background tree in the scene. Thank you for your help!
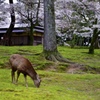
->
[5,0,15,46]
[0,0,7,26]
[89,18,100,54]
[55,0,100,52]
[16,0,41,45]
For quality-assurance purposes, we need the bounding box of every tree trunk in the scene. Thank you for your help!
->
[28,0,40,45]
[28,21,34,45]
[43,0,58,61]
[6,0,15,46]
[94,38,99,49]
[43,0,57,51]
[88,18,99,54]
[43,0,72,63]
[89,28,98,54]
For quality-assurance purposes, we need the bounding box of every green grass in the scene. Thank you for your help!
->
[0,69,100,100]
[0,45,100,100]
[0,45,100,71]
[58,46,100,70]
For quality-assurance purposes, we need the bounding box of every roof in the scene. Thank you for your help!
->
[0,26,44,34]
[34,28,44,33]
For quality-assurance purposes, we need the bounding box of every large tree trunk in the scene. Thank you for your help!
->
[43,0,71,63]
[6,0,15,46]
[43,0,58,61]
[43,0,57,52]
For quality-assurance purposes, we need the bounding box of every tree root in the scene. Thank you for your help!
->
[44,52,74,64]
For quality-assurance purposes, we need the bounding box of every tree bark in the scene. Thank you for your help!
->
[88,18,99,54]
[43,0,57,51]
[89,28,98,54]
[28,0,40,45]
[6,0,15,46]
[43,0,72,63]
[28,20,34,45]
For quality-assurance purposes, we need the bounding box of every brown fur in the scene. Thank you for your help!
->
[9,54,41,87]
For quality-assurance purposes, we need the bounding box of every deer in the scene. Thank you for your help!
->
[9,54,41,88]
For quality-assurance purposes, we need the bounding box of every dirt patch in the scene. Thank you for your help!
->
[67,64,86,74]
[42,62,86,73]
[67,63,100,74]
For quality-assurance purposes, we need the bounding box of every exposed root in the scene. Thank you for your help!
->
[45,52,74,64]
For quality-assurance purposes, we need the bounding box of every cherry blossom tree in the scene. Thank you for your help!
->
[0,0,6,25]
[0,0,15,45]
[16,0,42,45]
[55,0,100,53]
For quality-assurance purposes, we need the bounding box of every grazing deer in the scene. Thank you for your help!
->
[9,54,41,87]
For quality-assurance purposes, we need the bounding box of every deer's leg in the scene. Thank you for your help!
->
[11,69,16,84]
[24,74,28,87]
[16,71,20,84]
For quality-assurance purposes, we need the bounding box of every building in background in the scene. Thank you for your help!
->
[0,26,44,46]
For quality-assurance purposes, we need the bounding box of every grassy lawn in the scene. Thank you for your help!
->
[0,45,100,100]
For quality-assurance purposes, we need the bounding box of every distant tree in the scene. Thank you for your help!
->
[89,18,100,54]
[6,0,15,46]
[55,0,100,52]
[43,0,71,63]
[0,0,5,23]
[16,0,41,45]
[55,0,95,36]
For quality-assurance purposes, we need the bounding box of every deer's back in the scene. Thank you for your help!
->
[9,54,35,74]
